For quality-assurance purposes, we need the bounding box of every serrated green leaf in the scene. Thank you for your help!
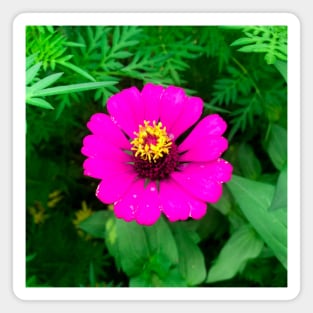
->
[207,224,264,283]
[231,37,256,46]
[237,43,270,54]
[31,81,117,97]
[26,53,38,70]
[227,175,287,268]
[63,41,86,48]
[26,97,54,110]
[57,60,96,82]
[112,51,133,59]
[26,62,42,85]
[29,72,64,92]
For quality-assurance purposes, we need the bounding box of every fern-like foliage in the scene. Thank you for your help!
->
[208,53,286,139]
[231,26,287,65]
[209,65,254,107]
[197,26,233,72]
[26,26,71,71]
[139,26,202,86]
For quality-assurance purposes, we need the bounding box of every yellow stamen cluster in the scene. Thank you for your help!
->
[131,120,172,163]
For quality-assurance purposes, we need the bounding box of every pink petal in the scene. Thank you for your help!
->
[86,113,130,149]
[83,157,133,179]
[187,197,207,220]
[179,114,227,152]
[81,134,131,162]
[113,179,144,222]
[135,181,161,226]
[121,86,145,128]
[159,180,190,222]
[141,83,164,123]
[96,171,137,204]
[178,158,233,183]
[179,135,228,162]
[169,96,203,140]
[171,171,223,203]
[107,87,142,138]
[159,86,187,134]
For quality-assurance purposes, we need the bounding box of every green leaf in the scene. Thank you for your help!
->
[227,175,287,269]
[26,53,38,70]
[130,266,186,287]
[207,224,264,283]
[265,124,287,171]
[79,210,112,238]
[231,37,256,47]
[104,216,120,268]
[115,219,150,276]
[269,164,287,211]
[274,59,287,82]
[237,143,262,179]
[31,81,117,97]
[29,72,64,92]
[26,97,54,110]
[230,26,287,65]
[144,217,179,264]
[26,62,42,85]
[56,60,96,82]
[210,187,232,215]
[172,224,206,286]
[107,217,180,278]
[89,262,96,287]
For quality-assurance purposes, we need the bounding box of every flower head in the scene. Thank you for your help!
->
[82,83,233,226]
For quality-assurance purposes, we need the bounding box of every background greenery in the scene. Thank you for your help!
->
[26,25,287,287]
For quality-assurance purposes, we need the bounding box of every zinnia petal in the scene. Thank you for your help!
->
[179,114,227,152]
[179,135,228,162]
[83,157,133,180]
[81,134,131,162]
[159,86,187,135]
[107,87,142,138]
[159,180,190,222]
[168,96,203,140]
[187,197,208,220]
[171,171,223,203]
[113,179,143,222]
[178,158,233,183]
[141,83,164,123]
[86,113,130,149]
[135,181,161,226]
[96,171,137,204]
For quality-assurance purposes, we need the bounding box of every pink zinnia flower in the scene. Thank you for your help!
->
[82,83,233,226]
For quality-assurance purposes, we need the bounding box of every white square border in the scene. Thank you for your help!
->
[13,12,301,301]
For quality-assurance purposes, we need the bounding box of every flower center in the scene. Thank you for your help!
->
[130,120,179,180]
[131,120,172,163]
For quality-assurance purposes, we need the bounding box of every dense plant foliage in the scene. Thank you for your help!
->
[26,25,287,287]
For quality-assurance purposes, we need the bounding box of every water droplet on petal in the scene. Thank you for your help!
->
[169,133,175,140]
[110,116,117,125]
